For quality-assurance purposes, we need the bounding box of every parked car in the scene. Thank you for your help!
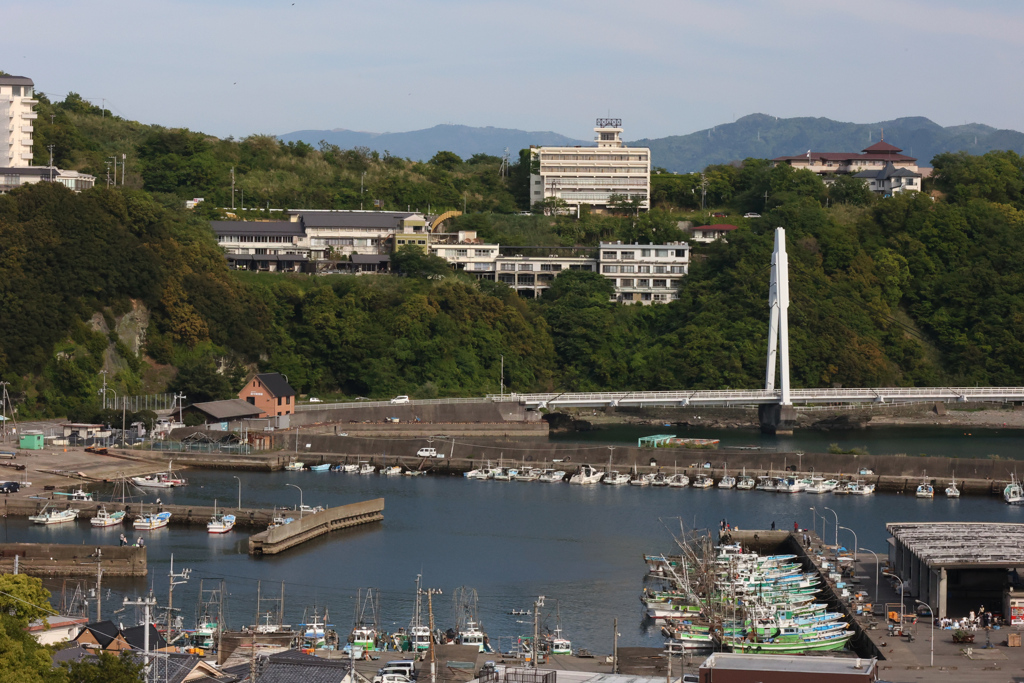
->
[711,212,728,217]
[390,395,410,404]
[373,674,411,683]
[0,481,20,493]
[743,212,761,218]
[308,397,323,403]
[416,447,440,458]
[376,661,416,682]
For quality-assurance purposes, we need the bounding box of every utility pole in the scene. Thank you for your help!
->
[124,591,158,674]
[122,153,126,185]
[167,554,191,642]
[47,145,55,181]
[360,172,365,210]
[94,549,103,621]
[0,381,9,445]
[100,371,108,410]
[231,168,235,209]
[500,355,504,398]
[532,596,545,668]
[121,397,127,447]
[109,156,118,185]
[421,586,442,683]
[613,617,618,674]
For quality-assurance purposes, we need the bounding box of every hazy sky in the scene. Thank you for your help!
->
[5,0,1023,141]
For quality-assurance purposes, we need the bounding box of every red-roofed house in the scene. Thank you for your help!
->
[772,135,919,178]
[689,224,738,243]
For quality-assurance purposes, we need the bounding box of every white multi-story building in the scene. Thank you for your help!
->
[495,253,597,298]
[530,119,651,213]
[599,242,689,304]
[0,75,95,193]
[0,75,36,168]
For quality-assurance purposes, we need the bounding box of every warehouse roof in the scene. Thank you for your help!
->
[187,399,264,421]
[888,522,1024,567]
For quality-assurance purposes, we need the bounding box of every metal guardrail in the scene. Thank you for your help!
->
[295,397,491,411]
[484,387,1024,408]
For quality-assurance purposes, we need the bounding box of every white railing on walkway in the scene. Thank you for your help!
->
[295,397,490,412]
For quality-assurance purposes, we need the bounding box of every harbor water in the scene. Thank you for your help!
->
[8,423,1024,654]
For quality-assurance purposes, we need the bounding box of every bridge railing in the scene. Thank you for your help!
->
[296,397,490,412]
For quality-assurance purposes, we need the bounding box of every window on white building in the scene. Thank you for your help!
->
[620,251,634,260]
[641,293,652,301]
[641,249,651,257]
[653,279,667,288]
[656,250,668,257]
[620,279,634,287]
[670,266,684,274]
[675,250,687,258]
[654,266,666,274]
[638,279,650,287]
[638,266,651,273]
[540,264,562,271]
[621,265,635,274]
[501,263,516,271]
[603,265,618,274]
[603,252,618,259]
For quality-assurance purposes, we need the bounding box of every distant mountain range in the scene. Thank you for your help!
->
[279,115,1024,172]
[277,124,586,162]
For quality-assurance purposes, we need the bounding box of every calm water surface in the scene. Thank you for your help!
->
[8,446,1024,652]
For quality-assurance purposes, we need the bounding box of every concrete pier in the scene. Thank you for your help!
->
[248,497,384,555]
[0,542,146,577]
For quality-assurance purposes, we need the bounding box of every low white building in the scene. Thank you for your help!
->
[530,119,651,213]
[853,161,922,196]
[688,224,738,243]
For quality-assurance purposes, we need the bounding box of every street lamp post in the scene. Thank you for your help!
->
[839,526,858,562]
[823,506,839,546]
[915,599,935,667]
[809,507,818,540]
[859,547,880,606]
[285,483,303,518]
[232,476,241,510]
[883,572,906,626]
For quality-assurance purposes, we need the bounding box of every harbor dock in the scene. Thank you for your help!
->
[0,542,146,577]
[247,497,384,555]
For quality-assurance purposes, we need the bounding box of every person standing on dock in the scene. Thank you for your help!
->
[771,521,775,531]
[794,521,799,532]
[119,534,127,546]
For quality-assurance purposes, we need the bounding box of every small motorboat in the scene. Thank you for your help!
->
[515,468,541,482]
[692,474,714,489]
[568,464,603,485]
[667,473,689,488]
[90,506,126,527]
[602,471,630,485]
[717,466,736,489]
[284,461,305,472]
[207,502,236,534]
[539,469,566,483]
[916,475,934,499]
[309,463,331,472]
[945,478,960,498]
[132,461,187,488]
[382,465,403,476]
[358,463,375,475]
[1005,474,1024,505]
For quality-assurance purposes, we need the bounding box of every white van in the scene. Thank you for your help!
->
[416,448,440,458]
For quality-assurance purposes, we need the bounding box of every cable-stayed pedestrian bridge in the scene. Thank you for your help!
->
[486,386,1024,409]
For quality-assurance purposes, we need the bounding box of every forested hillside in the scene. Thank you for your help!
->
[4,89,1024,419]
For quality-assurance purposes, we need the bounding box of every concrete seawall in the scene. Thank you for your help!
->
[0,499,284,529]
[0,543,146,577]
[248,498,384,555]
[290,401,535,427]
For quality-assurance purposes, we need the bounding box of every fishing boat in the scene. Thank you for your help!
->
[465,464,491,479]
[342,463,359,473]
[299,504,325,515]
[1005,474,1024,505]
[667,473,689,488]
[309,463,331,472]
[568,464,604,485]
[382,465,403,476]
[284,461,305,472]
[90,506,126,527]
[778,476,806,493]
[132,461,188,488]
[718,466,736,489]
[53,488,94,502]
[409,575,432,652]
[134,510,172,530]
[268,514,295,529]
[846,480,875,495]
[299,606,333,648]
[756,475,777,492]
[493,468,516,481]
[29,505,79,525]
[207,501,236,534]
[515,468,541,482]
[358,462,376,475]
[538,469,566,483]
[692,474,714,489]
[602,471,630,485]
[945,478,961,498]
[915,475,934,498]
[630,463,655,486]
[736,468,755,490]
[351,589,380,651]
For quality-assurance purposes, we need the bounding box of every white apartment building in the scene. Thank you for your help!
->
[495,254,596,298]
[599,242,689,304]
[530,119,651,213]
[0,75,95,193]
[288,210,427,257]
[0,75,36,168]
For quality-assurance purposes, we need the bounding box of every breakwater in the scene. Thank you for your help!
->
[1,499,283,529]
[0,542,146,576]
[248,497,384,555]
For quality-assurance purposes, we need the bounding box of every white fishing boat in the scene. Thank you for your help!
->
[630,473,655,486]
[846,480,875,495]
[1005,474,1024,505]
[651,472,668,487]
[568,464,603,485]
[382,465,403,476]
[458,618,487,652]
[692,474,714,489]
[736,468,755,490]
[207,501,236,534]
[718,466,736,489]
[309,463,331,472]
[299,504,325,515]
[778,476,806,493]
[667,473,690,488]
[915,475,934,499]
[493,468,516,481]
[342,463,359,473]
[284,461,305,471]
[90,506,126,527]
[515,468,541,482]
[358,462,376,475]
[29,505,79,525]
[756,475,777,492]
[55,488,94,502]
[602,471,631,485]
[134,510,172,530]
[132,461,188,488]
[539,469,566,483]
[465,465,491,479]
[804,476,827,493]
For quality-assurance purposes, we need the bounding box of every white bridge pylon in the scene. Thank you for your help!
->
[765,227,791,405]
